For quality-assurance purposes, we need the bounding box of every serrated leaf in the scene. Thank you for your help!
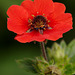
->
[16,58,37,74]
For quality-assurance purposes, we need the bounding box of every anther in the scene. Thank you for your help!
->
[28,23,32,26]
[43,14,45,16]
[44,28,46,30]
[40,25,44,27]
[27,15,52,33]
[26,28,32,33]
[48,20,50,23]
[28,18,32,23]
[48,27,52,29]
[32,15,35,17]
[48,25,50,27]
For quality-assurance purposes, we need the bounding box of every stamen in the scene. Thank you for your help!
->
[48,27,52,29]
[32,15,35,17]
[27,15,52,34]
[26,28,33,33]
[47,25,52,29]
[28,18,32,23]
[44,28,46,30]
[48,20,50,23]
[28,23,32,26]
[39,29,43,35]
[48,25,50,27]
[43,14,45,16]
[40,25,45,27]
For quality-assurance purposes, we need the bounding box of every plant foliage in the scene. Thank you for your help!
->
[17,40,75,75]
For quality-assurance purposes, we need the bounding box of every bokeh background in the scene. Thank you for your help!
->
[0,0,75,75]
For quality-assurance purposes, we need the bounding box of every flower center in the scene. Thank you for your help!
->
[32,15,47,29]
[27,15,52,34]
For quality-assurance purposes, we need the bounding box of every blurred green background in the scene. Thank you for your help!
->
[0,0,75,75]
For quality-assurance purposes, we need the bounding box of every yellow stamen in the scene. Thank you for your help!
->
[43,14,45,16]
[48,25,50,27]
[48,20,50,23]
[32,15,35,17]
[44,28,46,30]
[40,25,44,27]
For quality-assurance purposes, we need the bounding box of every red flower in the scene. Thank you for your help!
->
[7,0,73,43]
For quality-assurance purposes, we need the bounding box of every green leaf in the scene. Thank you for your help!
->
[64,63,73,75]
[16,40,75,75]
[46,47,52,61]
[16,58,37,74]
[34,57,49,74]
[60,40,67,50]
[52,43,65,60]
[66,39,75,65]
[52,42,61,51]
[67,39,75,57]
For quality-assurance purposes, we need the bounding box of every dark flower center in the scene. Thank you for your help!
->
[27,15,52,34]
[32,15,47,29]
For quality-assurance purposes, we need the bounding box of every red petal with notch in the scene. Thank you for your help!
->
[44,13,73,41]
[34,0,53,16]
[7,0,73,43]
[7,5,29,34]
[51,13,73,33]
[48,13,72,30]
[53,2,66,17]
[7,5,28,22]
[21,0,36,17]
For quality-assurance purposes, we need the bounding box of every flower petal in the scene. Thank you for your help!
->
[7,18,29,34]
[7,5,28,22]
[53,13,73,33]
[54,13,72,22]
[34,0,53,16]
[15,31,45,43]
[21,0,36,17]
[54,21,73,34]
[48,2,66,21]
[43,30,63,41]
[53,2,66,17]
[48,13,72,29]
[43,13,72,41]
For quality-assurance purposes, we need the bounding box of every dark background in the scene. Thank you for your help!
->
[0,0,75,75]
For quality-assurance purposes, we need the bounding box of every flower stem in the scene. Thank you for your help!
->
[40,42,48,61]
